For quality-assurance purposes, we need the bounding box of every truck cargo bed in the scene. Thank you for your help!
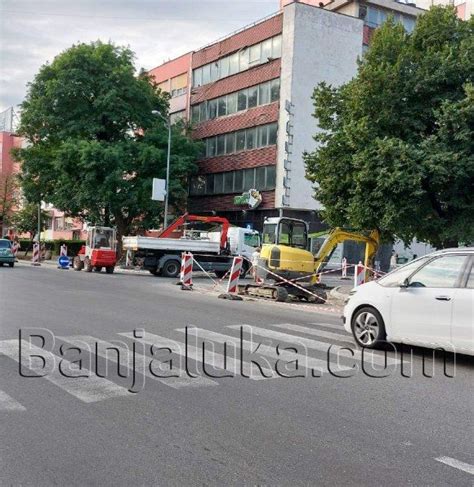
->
[122,236,221,254]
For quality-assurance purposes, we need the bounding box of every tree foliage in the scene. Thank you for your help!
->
[14,41,201,244]
[0,173,19,231]
[304,7,474,247]
[11,203,49,240]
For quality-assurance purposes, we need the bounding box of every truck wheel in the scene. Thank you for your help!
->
[105,266,114,274]
[73,256,84,271]
[162,260,180,278]
[84,257,93,272]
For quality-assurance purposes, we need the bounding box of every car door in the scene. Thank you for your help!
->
[390,254,468,349]
[451,257,474,355]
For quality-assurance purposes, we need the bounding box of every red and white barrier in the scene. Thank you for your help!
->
[341,257,348,278]
[60,244,68,257]
[227,256,243,294]
[179,252,185,283]
[354,263,365,287]
[12,242,19,259]
[181,252,193,290]
[31,242,41,266]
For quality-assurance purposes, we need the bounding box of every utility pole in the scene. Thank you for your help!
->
[151,110,171,228]
[37,201,41,244]
[164,119,171,228]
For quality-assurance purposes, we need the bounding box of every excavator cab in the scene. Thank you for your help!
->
[261,217,316,279]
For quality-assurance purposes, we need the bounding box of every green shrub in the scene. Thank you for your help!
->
[17,239,85,255]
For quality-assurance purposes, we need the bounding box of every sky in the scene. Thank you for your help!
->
[0,0,279,112]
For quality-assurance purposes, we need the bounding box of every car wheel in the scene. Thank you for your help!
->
[105,266,114,274]
[215,270,227,279]
[162,260,180,278]
[9,262,14,268]
[93,266,102,272]
[351,306,386,348]
[0,262,4,267]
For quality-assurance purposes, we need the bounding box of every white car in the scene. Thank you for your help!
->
[343,248,474,356]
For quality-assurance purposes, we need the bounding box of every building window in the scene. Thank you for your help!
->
[192,35,282,87]
[190,165,276,196]
[365,6,415,32]
[216,135,226,156]
[203,122,278,158]
[170,87,187,98]
[169,110,185,124]
[247,86,258,108]
[191,78,280,123]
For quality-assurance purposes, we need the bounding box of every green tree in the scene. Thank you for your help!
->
[304,7,474,248]
[0,173,19,234]
[11,203,49,241]
[14,41,201,250]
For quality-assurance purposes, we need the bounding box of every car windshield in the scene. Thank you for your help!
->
[377,256,431,287]
[0,240,11,249]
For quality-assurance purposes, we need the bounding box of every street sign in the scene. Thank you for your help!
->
[152,178,166,201]
[58,255,70,269]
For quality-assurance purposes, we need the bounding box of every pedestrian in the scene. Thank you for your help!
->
[412,254,418,260]
[390,251,398,271]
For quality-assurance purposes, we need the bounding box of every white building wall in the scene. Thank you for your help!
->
[276,3,363,211]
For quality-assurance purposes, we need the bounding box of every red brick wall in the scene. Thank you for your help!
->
[190,59,281,105]
[192,14,283,69]
[189,190,275,212]
[193,102,279,139]
[197,146,277,174]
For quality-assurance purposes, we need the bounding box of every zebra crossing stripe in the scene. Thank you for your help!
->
[176,327,352,375]
[227,325,400,366]
[273,324,354,344]
[60,336,217,389]
[0,340,131,403]
[308,322,350,332]
[119,331,275,380]
[0,389,26,411]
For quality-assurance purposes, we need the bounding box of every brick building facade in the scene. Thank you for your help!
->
[149,0,424,231]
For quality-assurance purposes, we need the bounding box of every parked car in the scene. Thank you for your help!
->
[343,248,473,356]
[0,239,15,267]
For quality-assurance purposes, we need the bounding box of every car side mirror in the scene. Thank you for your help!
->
[400,278,410,288]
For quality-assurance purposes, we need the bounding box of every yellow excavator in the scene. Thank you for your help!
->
[240,217,379,302]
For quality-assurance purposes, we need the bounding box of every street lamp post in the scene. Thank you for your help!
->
[152,110,171,228]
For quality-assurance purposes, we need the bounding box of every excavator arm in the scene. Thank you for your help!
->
[159,213,231,250]
[313,228,380,280]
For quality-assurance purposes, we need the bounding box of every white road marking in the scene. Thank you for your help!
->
[227,325,400,366]
[0,389,26,411]
[0,340,131,403]
[435,456,474,475]
[61,335,217,389]
[120,331,275,380]
[308,322,349,332]
[177,327,352,375]
[274,323,353,343]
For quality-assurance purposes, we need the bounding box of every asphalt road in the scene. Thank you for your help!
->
[1,263,473,486]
